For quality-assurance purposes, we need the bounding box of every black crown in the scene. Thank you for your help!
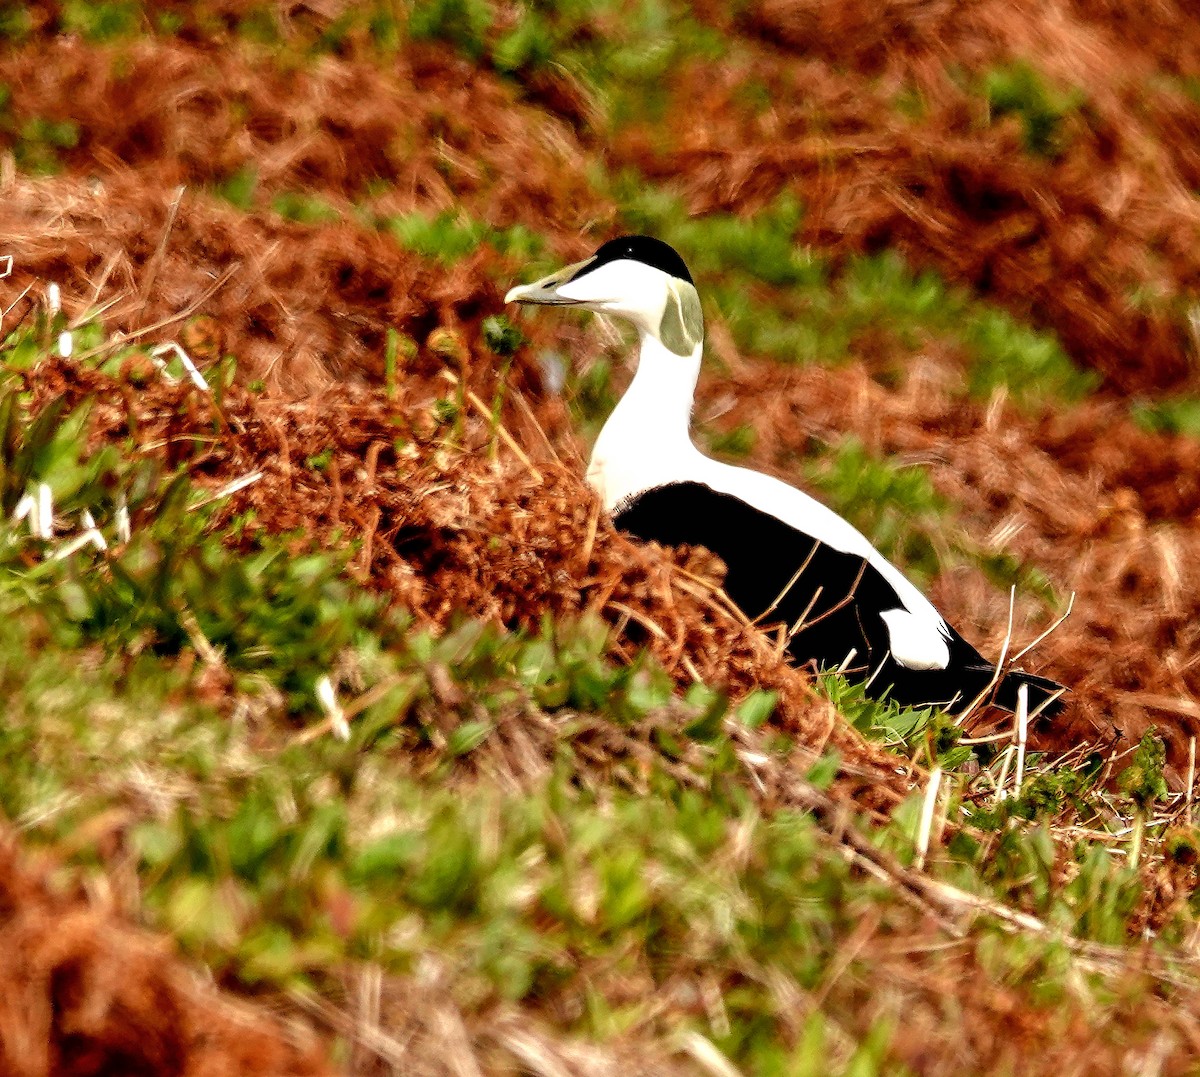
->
[587,235,693,284]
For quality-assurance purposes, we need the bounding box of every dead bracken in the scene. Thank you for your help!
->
[3,2,1200,1073]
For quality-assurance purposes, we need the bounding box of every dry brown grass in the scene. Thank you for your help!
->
[0,830,332,1077]
[3,7,1200,1070]
[630,0,1200,393]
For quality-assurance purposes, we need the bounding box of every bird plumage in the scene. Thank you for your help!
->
[506,235,1065,716]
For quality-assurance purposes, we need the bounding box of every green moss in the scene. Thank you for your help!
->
[0,3,31,39]
[1130,396,1200,439]
[1118,729,1168,812]
[385,210,543,264]
[408,0,493,58]
[981,61,1086,160]
[610,178,1096,406]
[60,0,142,41]
[271,190,341,225]
[215,166,259,210]
[7,116,81,175]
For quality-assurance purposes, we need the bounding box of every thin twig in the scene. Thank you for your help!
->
[753,539,819,625]
[138,185,186,315]
[441,370,544,482]
[1188,738,1196,827]
[1010,591,1076,664]
[957,585,1016,724]
[72,264,239,362]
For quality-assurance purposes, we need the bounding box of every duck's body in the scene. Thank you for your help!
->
[507,236,1064,716]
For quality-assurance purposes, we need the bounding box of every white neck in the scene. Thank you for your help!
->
[587,331,705,510]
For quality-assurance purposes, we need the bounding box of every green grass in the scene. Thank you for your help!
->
[271,191,341,225]
[1,317,1196,1071]
[0,105,81,176]
[0,0,722,127]
[60,0,142,40]
[804,436,949,584]
[981,62,1087,160]
[1131,396,1200,439]
[214,166,259,211]
[384,210,544,265]
[793,435,1056,603]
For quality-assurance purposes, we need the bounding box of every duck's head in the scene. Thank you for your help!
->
[505,235,704,357]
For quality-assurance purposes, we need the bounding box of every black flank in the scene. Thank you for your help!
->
[614,482,1065,716]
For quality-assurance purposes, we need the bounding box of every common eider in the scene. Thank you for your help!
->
[506,235,1065,716]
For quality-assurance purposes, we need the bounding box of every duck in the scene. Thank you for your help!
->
[506,235,1065,716]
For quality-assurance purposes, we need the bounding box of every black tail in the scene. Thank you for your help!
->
[989,669,1067,717]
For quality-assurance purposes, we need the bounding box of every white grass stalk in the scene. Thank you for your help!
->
[36,483,53,540]
[188,470,264,511]
[317,675,350,741]
[1188,737,1196,827]
[80,509,107,551]
[1014,683,1029,799]
[51,531,98,561]
[0,255,11,279]
[677,1030,744,1077]
[915,766,943,871]
[14,486,54,541]
[115,492,131,543]
[11,493,33,526]
[994,744,1014,804]
[152,342,209,391]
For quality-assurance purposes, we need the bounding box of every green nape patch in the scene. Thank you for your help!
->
[614,180,1098,407]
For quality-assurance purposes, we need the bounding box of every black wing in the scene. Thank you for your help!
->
[614,482,1063,715]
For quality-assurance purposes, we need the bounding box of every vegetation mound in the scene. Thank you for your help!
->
[3,1,1200,1073]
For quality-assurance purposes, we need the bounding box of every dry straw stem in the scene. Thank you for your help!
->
[786,774,1200,993]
